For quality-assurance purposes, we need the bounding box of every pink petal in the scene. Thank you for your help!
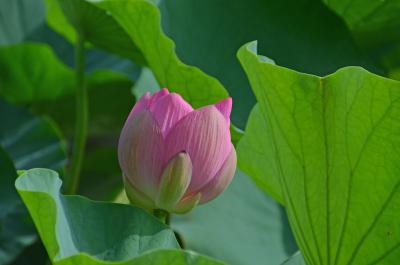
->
[118,110,164,199]
[149,93,193,137]
[164,106,232,193]
[214,97,232,123]
[149,88,169,105]
[127,92,151,121]
[198,145,236,203]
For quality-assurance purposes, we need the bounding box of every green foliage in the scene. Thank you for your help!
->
[34,69,134,137]
[0,100,67,264]
[158,0,374,127]
[46,0,146,64]
[0,0,45,45]
[323,0,400,48]
[91,0,229,109]
[238,41,400,265]
[0,99,67,171]
[0,148,36,265]
[15,169,225,265]
[1,0,400,264]
[237,104,283,204]
[0,43,74,103]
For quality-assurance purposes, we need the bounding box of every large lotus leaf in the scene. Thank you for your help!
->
[45,0,146,65]
[158,0,374,127]
[237,104,283,204]
[171,170,297,265]
[90,0,228,109]
[0,0,44,45]
[15,168,225,265]
[237,41,400,265]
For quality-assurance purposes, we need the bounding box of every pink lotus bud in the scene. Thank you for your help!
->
[118,88,236,213]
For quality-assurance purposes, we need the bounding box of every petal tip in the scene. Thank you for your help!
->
[214,97,232,122]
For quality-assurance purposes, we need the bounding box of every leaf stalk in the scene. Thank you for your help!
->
[66,30,87,195]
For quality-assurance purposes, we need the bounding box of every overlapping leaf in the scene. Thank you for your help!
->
[15,168,225,265]
[90,0,228,109]
[46,0,146,64]
[237,41,400,265]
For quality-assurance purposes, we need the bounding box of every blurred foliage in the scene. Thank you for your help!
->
[159,0,376,128]
[0,100,67,172]
[0,43,74,103]
[0,148,36,265]
[45,0,146,64]
[0,100,67,265]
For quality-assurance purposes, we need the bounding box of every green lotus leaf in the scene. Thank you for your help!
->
[237,41,400,265]
[15,168,225,265]
[90,0,228,109]
[45,0,146,64]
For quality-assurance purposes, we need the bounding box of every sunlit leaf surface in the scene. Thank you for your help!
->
[15,169,226,265]
[238,41,400,265]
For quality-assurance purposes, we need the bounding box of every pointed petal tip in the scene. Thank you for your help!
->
[149,92,193,136]
[214,97,232,122]
[150,88,169,105]
[157,87,169,96]
[160,87,169,93]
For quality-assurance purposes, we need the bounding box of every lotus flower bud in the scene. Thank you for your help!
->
[118,88,236,213]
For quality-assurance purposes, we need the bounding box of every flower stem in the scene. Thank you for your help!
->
[66,31,87,195]
[153,209,170,225]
